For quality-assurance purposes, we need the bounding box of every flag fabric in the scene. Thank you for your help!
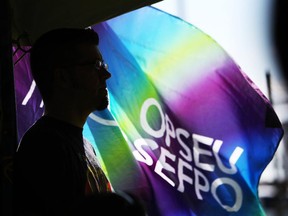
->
[14,6,284,216]
[13,47,44,143]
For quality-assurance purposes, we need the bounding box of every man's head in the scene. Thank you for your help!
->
[30,28,111,112]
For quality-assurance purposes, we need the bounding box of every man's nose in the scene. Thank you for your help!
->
[103,69,111,80]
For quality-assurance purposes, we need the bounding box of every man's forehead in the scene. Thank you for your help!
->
[95,47,103,59]
[75,43,103,60]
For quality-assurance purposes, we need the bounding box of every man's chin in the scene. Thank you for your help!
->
[95,101,109,111]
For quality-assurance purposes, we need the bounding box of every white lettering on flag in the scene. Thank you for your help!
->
[134,97,244,212]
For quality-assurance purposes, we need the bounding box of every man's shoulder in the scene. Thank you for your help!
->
[17,116,62,151]
[22,117,54,138]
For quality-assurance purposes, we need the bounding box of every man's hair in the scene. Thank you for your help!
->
[30,28,99,103]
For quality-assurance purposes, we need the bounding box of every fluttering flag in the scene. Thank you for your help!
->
[14,6,283,216]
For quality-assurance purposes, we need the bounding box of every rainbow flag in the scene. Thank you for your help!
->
[14,6,283,216]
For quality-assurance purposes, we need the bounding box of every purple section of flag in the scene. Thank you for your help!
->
[13,47,44,143]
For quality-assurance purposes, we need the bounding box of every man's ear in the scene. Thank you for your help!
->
[54,68,73,88]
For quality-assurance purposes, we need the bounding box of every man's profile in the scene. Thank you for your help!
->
[14,28,112,216]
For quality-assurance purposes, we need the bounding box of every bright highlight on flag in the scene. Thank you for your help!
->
[14,6,283,216]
